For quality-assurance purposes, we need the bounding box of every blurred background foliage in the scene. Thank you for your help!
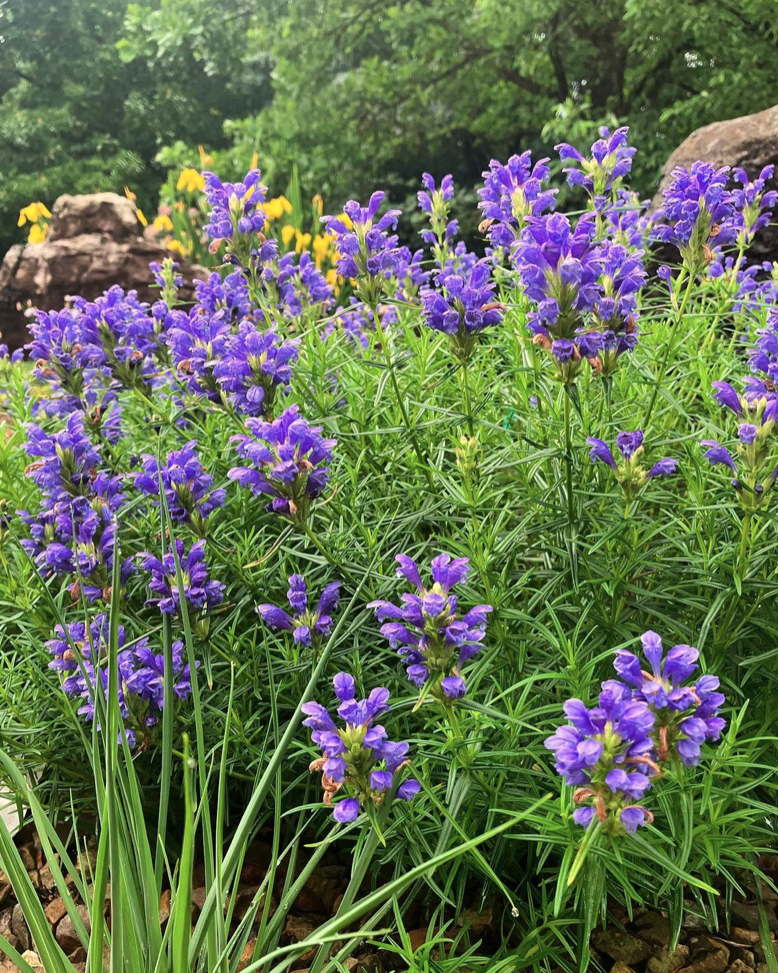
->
[1,0,777,256]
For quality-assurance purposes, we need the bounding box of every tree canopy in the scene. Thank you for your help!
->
[1,0,776,255]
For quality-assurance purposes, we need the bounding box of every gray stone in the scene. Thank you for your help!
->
[11,902,30,952]
[592,928,653,965]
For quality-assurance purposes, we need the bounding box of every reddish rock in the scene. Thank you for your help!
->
[45,896,68,926]
[0,192,205,351]
[11,902,31,952]
[651,104,778,263]
[237,939,257,971]
[55,905,90,955]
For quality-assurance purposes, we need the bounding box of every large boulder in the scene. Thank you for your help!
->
[651,104,778,262]
[0,192,205,351]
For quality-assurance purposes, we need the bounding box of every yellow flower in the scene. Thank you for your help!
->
[339,212,354,231]
[153,214,174,232]
[177,168,205,194]
[28,223,47,244]
[312,194,324,216]
[167,239,190,257]
[197,144,214,167]
[136,208,148,227]
[281,225,296,247]
[325,269,338,287]
[295,231,311,254]
[263,195,293,221]
[18,201,52,226]
[124,186,137,203]
[250,151,259,170]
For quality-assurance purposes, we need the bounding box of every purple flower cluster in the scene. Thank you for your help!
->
[478,152,557,248]
[203,170,267,243]
[227,405,336,525]
[731,166,777,247]
[134,440,225,533]
[703,379,778,510]
[547,631,725,834]
[587,430,677,502]
[418,173,459,267]
[303,674,420,822]
[556,126,636,207]
[654,163,738,267]
[257,574,341,649]
[369,553,492,701]
[392,246,430,302]
[48,614,195,747]
[139,538,225,616]
[614,631,726,766]
[213,322,299,417]
[275,252,334,318]
[322,301,374,351]
[20,413,130,601]
[322,192,401,303]
[421,262,503,361]
[545,681,655,834]
[166,307,231,400]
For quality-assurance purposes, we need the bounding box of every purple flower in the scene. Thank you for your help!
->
[545,680,655,835]
[213,322,299,417]
[303,674,419,821]
[48,615,196,747]
[556,126,636,202]
[203,170,267,243]
[368,553,492,701]
[322,192,401,303]
[257,573,341,648]
[421,262,503,361]
[478,152,557,248]
[418,173,459,267]
[273,251,334,318]
[653,162,738,267]
[166,307,232,400]
[614,630,726,767]
[591,240,646,374]
[322,301,374,351]
[133,440,225,532]
[391,246,430,301]
[587,431,676,500]
[514,212,604,382]
[228,405,336,525]
[24,413,102,503]
[731,165,777,246]
[139,538,225,616]
[702,440,737,473]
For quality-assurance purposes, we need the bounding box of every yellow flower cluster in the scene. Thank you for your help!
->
[18,201,52,244]
[177,168,206,194]
[263,195,293,222]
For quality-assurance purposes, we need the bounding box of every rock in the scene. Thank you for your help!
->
[682,907,710,933]
[11,902,31,952]
[45,896,68,926]
[191,886,208,918]
[229,885,270,922]
[731,927,761,946]
[159,889,171,924]
[18,843,36,872]
[55,905,90,954]
[732,900,778,932]
[0,192,205,351]
[592,928,653,965]
[283,913,320,963]
[0,884,10,909]
[0,906,16,950]
[651,104,778,263]
[635,910,671,946]
[237,939,257,972]
[295,865,346,914]
[730,960,756,973]
[459,898,496,936]
[682,936,730,973]
[645,944,689,973]
[610,964,638,973]
[20,952,44,972]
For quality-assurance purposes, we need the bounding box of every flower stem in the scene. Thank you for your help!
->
[460,358,475,438]
[563,388,575,525]
[370,305,434,488]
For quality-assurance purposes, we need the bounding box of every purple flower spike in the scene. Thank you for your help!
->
[228,405,336,526]
[556,126,636,200]
[421,261,503,361]
[213,322,299,418]
[545,680,656,836]
[478,152,557,248]
[303,675,418,821]
[139,539,225,616]
[368,552,492,702]
[134,440,225,533]
[588,431,677,501]
[203,170,267,243]
[613,629,726,767]
[322,192,401,303]
[257,573,341,649]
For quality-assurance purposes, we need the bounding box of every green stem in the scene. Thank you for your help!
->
[737,512,752,581]
[460,358,475,438]
[371,305,434,488]
[563,389,575,525]
[644,268,696,428]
